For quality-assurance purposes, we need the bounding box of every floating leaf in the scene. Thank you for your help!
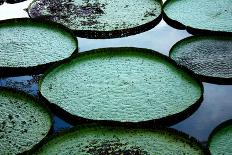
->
[0,18,77,76]
[0,88,52,154]
[163,0,232,34]
[28,0,162,38]
[32,124,209,155]
[209,120,232,155]
[40,47,203,124]
[170,36,232,83]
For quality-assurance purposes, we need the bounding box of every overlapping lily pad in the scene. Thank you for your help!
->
[0,18,77,76]
[32,124,209,155]
[169,36,232,84]
[208,120,232,155]
[27,0,162,38]
[40,47,203,125]
[163,0,232,34]
[0,88,52,155]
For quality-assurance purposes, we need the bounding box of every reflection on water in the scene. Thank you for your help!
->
[172,83,232,143]
[0,0,232,145]
[78,20,190,55]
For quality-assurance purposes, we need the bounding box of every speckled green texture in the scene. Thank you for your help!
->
[40,48,202,122]
[0,90,52,155]
[163,0,232,33]
[0,19,77,68]
[33,125,206,155]
[28,0,162,31]
[170,36,232,79]
[209,123,232,155]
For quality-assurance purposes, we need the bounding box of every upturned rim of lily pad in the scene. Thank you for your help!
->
[0,87,54,155]
[169,35,232,85]
[26,123,211,155]
[162,0,232,35]
[0,18,78,77]
[27,0,163,39]
[38,47,204,127]
[208,119,232,153]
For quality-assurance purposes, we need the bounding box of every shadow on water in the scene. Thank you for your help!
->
[0,0,232,145]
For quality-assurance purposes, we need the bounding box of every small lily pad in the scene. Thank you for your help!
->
[32,124,209,155]
[169,36,232,83]
[209,120,232,155]
[27,0,162,38]
[163,0,232,34]
[40,47,203,124]
[0,88,52,155]
[0,18,77,76]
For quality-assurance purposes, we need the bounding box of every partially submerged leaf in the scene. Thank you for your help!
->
[170,36,232,82]
[163,0,232,34]
[0,18,77,75]
[0,89,52,154]
[40,47,203,124]
[32,124,209,155]
[27,0,162,38]
[209,120,232,155]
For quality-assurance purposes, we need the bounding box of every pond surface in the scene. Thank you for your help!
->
[0,0,232,146]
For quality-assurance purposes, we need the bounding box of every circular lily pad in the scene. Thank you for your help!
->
[40,47,203,124]
[27,0,162,38]
[0,88,52,155]
[0,18,77,76]
[163,0,232,34]
[169,36,232,83]
[32,124,209,155]
[209,120,232,155]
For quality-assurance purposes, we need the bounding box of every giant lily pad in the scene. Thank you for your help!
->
[0,18,77,76]
[0,88,52,154]
[169,36,232,83]
[163,0,232,34]
[32,124,209,155]
[40,47,203,124]
[209,120,232,155]
[27,0,162,38]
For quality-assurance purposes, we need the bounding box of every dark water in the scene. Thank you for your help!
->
[0,0,232,146]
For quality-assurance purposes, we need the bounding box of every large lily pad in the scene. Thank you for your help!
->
[32,124,209,155]
[163,0,232,34]
[40,47,203,124]
[0,88,52,155]
[169,36,232,83]
[209,120,232,155]
[27,0,162,38]
[0,18,77,76]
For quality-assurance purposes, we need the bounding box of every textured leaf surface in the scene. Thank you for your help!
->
[40,48,202,123]
[163,0,232,33]
[28,0,162,32]
[33,125,206,155]
[209,122,232,155]
[0,19,77,68]
[170,36,232,79]
[0,89,52,154]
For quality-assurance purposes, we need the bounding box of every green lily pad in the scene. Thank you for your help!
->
[27,0,162,38]
[32,124,209,155]
[0,18,77,75]
[40,47,203,123]
[163,0,232,34]
[169,36,232,82]
[0,88,52,155]
[209,120,232,155]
